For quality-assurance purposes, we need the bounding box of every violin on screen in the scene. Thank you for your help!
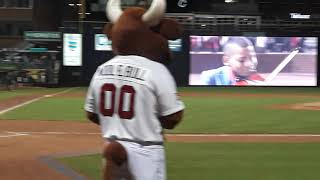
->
[234,73,265,86]
[235,48,300,86]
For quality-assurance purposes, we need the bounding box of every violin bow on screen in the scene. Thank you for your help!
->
[259,47,300,85]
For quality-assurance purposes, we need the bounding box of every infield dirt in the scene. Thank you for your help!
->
[0,92,320,179]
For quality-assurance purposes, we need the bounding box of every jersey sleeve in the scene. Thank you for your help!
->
[154,66,185,117]
[84,67,100,113]
[84,85,95,113]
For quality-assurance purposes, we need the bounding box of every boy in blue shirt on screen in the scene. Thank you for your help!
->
[200,37,264,85]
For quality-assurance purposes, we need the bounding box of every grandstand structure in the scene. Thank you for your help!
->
[0,0,319,86]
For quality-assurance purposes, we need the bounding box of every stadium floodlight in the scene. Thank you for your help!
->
[290,13,310,19]
[225,0,237,3]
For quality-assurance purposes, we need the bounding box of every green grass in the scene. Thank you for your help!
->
[0,97,87,121]
[0,91,25,101]
[0,87,71,101]
[58,142,320,180]
[0,87,86,121]
[3,87,320,179]
[178,86,320,95]
[1,87,320,133]
[168,95,320,134]
[58,154,103,180]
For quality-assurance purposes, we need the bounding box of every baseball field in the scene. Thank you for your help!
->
[1,86,320,180]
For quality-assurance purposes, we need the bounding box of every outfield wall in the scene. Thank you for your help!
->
[59,26,320,87]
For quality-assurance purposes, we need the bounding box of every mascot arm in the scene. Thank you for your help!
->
[86,111,100,125]
[159,110,184,129]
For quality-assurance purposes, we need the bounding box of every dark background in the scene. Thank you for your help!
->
[1,0,320,86]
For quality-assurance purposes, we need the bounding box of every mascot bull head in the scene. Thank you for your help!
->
[104,0,183,64]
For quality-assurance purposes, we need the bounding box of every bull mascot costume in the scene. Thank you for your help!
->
[101,0,183,179]
[104,0,182,64]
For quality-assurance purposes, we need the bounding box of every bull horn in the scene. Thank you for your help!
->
[106,0,123,23]
[142,0,166,26]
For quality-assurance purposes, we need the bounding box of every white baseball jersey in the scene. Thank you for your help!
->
[85,55,184,143]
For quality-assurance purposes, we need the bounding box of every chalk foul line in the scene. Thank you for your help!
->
[0,88,76,115]
[0,131,29,138]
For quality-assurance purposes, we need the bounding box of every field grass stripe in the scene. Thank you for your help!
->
[0,88,76,115]
[7,131,320,137]
[39,156,87,180]
[167,134,320,137]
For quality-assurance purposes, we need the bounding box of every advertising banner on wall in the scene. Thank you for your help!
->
[95,34,112,51]
[24,31,62,42]
[63,33,82,66]
[94,34,182,52]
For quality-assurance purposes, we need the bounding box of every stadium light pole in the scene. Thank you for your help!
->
[78,0,86,33]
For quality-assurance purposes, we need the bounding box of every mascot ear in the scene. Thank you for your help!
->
[103,23,113,39]
[158,19,183,40]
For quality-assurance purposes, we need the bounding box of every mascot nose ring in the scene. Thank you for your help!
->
[106,0,166,26]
